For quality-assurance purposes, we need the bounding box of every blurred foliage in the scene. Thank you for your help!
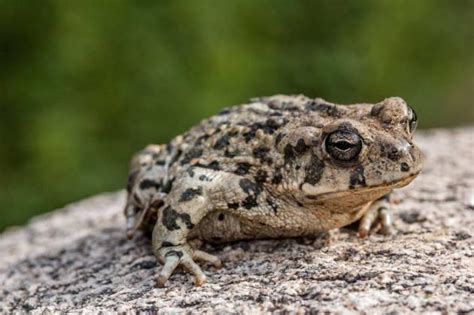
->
[0,0,473,231]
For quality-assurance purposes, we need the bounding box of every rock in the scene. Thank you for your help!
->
[1,128,473,314]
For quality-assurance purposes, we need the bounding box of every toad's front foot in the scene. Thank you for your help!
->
[156,244,222,288]
[358,197,395,238]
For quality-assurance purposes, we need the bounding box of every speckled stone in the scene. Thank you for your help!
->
[0,128,473,314]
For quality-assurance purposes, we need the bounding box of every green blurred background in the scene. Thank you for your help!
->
[1,1,473,232]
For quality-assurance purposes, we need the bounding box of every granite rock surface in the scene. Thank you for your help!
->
[0,128,473,314]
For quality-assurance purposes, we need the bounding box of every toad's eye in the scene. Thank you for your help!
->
[325,130,362,162]
[408,106,418,133]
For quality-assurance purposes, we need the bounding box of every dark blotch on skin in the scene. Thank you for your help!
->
[195,161,221,171]
[165,250,183,258]
[294,139,309,154]
[208,161,221,170]
[272,172,283,185]
[371,104,384,117]
[284,140,309,163]
[304,100,317,110]
[242,196,259,209]
[243,119,288,142]
[218,213,225,221]
[400,162,410,172]
[161,241,175,247]
[337,122,359,133]
[306,101,340,117]
[239,178,260,195]
[179,187,203,202]
[349,165,367,189]
[304,155,325,185]
[180,148,204,165]
[214,132,237,150]
[195,134,210,146]
[284,144,296,163]
[161,178,175,194]
[155,160,166,166]
[162,206,195,231]
[243,129,257,143]
[253,146,272,164]
[239,178,263,210]
[264,118,288,134]
[255,170,268,183]
[268,100,299,111]
[139,179,161,191]
[227,202,239,209]
[235,162,251,175]
[224,150,238,158]
[256,119,285,135]
[169,149,183,166]
[199,174,212,182]
[266,198,278,213]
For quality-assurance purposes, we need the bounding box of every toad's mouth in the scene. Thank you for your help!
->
[304,172,420,202]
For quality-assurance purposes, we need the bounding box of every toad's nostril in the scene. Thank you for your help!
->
[385,140,412,161]
[387,146,402,161]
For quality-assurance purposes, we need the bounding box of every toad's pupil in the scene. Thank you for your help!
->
[335,141,353,151]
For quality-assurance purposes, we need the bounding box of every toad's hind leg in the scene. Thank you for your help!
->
[125,144,168,239]
[358,194,395,238]
[152,167,224,287]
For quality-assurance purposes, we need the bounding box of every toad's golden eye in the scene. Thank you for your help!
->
[325,130,362,162]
